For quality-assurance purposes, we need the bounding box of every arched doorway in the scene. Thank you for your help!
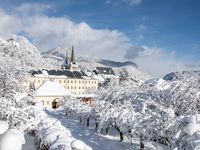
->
[52,99,59,109]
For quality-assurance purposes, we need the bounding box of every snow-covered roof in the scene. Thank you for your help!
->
[35,80,71,96]
[30,69,86,79]
[96,67,115,75]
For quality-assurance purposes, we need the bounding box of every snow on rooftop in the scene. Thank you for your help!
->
[35,80,71,96]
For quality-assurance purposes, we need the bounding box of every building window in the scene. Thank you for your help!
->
[38,80,40,83]
[47,101,49,105]
[71,80,73,83]
[79,81,81,84]
[85,81,87,84]
[82,86,84,89]
[71,86,73,89]
[64,80,66,83]
[89,81,90,84]
[67,80,69,83]
[67,86,69,89]
[75,81,76,84]
[74,86,76,89]
[79,86,81,89]
[82,81,84,84]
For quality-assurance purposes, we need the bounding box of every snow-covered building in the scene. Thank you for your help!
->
[93,67,118,84]
[28,47,99,108]
[34,80,71,108]
[95,67,115,76]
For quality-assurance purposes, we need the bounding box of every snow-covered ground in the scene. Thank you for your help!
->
[47,110,134,150]
[22,134,37,150]
[47,110,164,150]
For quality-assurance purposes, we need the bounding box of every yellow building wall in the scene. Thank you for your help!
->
[35,96,63,108]
[29,76,99,95]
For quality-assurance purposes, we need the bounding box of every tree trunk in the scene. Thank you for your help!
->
[116,126,123,141]
[140,136,144,150]
[87,117,90,127]
[119,131,123,141]
[95,119,99,131]
[106,127,109,135]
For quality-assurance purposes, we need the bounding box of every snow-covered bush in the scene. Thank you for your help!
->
[0,121,25,150]
[34,105,92,150]
[166,114,200,149]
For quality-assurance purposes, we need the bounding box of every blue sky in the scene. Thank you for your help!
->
[0,0,200,75]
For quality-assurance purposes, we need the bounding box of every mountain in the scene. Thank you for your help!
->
[42,47,151,81]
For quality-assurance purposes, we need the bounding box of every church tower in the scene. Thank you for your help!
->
[61,46,79,71]
[61,49,70,70]
[69,46,79,71]
[65,49,69,65]
[70,46,75,64]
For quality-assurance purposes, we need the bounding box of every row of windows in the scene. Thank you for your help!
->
[60,80,97,84]
[34,80,45,83]
[33,79,97,84]
[71,91,94,94]
[64,86,97,90]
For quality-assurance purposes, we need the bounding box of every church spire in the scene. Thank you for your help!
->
[71,45,75,64]
[65,49,68,64]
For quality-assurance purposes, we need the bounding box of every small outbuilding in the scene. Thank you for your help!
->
[34,80,71,108]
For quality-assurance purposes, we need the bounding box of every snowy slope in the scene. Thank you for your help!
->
[42,48,151,81]
[0,35,58,70]
[0,36,41,68]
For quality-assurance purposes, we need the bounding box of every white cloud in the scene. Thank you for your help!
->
[15,3,52,15]
[125,46,190,76]
[125,0,142,6]
[0,5,132,61]
[136,24,147,40]
[0,9,22,35]
[106,0,142,6]
[136,24,147,32]
[22,15,131,60]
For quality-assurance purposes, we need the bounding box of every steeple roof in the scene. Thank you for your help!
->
[65,49,68,64]
[70,45,75,64]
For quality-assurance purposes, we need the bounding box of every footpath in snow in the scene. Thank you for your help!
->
[22,134,37,150]
[47,110,137,150]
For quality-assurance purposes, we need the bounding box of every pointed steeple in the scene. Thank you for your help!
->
[70,45,75,64]
[65,49,68,64]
